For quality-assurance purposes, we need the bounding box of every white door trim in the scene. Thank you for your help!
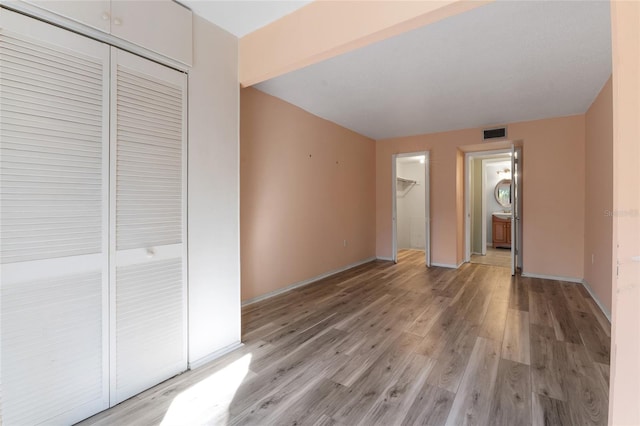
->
[511,143,524,274]
[392,151,430,266]
[464,149,511,263]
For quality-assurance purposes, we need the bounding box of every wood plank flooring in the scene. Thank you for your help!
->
[470,247,512,268]
[80,250,610,426]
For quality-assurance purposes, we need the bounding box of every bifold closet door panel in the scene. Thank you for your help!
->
[0,9,110,426]
[110,47,188,404]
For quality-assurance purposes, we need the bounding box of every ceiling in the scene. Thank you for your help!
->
[255,1,612,140]
[181,0,312,37]
[397,155,425,164]
[486,160,511,170]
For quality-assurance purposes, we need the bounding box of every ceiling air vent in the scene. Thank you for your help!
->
[483,127,507,140]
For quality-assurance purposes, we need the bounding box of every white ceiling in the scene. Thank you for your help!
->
[255,1,612,140]
[486,160,511,171]
[397,155,425,164]
[181,0,312,37]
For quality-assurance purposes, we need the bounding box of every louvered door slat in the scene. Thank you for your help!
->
[2,34,103,70]
[118,102,183,124]
[117,98,183,122]
[114,259,184,395]
[3,93,103,117]
[0,10,109,426]
[2,79,103,106]
[111,48,187,404]
[114,64,184,251]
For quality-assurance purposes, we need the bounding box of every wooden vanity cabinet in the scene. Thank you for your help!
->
[492,215,511,248]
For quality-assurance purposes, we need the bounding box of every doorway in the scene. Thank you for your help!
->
[464,146,522,274]
[392,152,430,266]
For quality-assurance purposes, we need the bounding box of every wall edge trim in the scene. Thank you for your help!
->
[521,272,583,283]
[581,279,612,322]
[188,341,244,370]
[432,262,463,269]
[242,256,377,306]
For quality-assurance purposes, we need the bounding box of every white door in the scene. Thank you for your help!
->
[511,145,521,275]
[0,9,110,425]
[424,152,431,267]
[110,48,188,404]
[392,155,398,263]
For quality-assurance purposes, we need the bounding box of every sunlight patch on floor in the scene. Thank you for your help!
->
[161,354,252,425]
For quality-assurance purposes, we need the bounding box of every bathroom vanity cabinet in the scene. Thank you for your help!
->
[492,214,511,249]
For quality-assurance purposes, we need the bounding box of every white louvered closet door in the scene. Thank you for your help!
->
[110,48,187,404]
[0,9,110,426]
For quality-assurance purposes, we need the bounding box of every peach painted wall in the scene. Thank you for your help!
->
[376,115,586,278]
[240,88,376,301]
[584,77,613,315]
[609,1,640,424]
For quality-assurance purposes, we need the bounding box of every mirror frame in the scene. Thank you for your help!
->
[494,179,512,208]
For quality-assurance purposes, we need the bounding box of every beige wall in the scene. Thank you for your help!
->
[609,1,640,423]
[240,88,376,301]
[376,115,586,278]
[584,77,613,316]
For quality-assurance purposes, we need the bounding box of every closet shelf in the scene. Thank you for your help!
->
[397,177,418,184]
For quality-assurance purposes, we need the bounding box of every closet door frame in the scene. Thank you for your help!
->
[108,47,188,405]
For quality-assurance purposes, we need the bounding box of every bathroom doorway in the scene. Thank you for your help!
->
[392,152,430,266]
[464,146,522,274]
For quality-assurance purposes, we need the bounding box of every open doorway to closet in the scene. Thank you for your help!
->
[465,146,522,274]
[392,152,430,266]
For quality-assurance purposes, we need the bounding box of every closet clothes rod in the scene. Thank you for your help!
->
[397,177,418,184]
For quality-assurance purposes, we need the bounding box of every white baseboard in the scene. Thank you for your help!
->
[188,341,244,370]
[431,261,463,269]
[521,272,583,284]
[581,279,612,322]
[242,256,377,306]
[376,256,394,262]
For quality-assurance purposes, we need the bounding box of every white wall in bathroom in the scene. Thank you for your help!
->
[485,161,511,246]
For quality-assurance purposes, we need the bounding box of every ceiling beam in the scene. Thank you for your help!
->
[239,0,492,88]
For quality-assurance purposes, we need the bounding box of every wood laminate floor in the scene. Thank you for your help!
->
[470,247,511,268]
[80,250,610,426]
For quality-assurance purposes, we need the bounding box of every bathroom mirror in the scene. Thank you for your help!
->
[494,179,511,208]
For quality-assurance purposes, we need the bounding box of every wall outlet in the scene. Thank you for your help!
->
[343,240,347,247]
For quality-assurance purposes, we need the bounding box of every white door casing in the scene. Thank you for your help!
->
[511,144,523,275]
[391,152,430,266]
